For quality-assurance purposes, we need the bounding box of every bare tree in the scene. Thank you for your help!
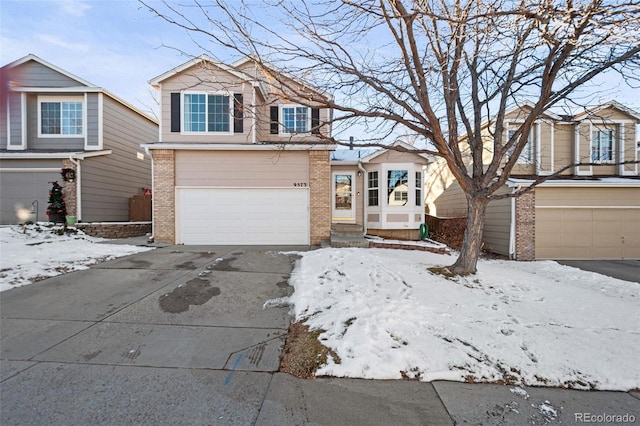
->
[141,0,640,274]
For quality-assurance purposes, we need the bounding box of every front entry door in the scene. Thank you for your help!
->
[332,172,355,222]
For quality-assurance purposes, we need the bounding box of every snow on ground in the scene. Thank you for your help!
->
[283,247,640,391]
[0,224,153,292]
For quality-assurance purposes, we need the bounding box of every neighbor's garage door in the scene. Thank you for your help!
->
[176,188,310,245]
[0,170,60,224]
[535,187,640,260]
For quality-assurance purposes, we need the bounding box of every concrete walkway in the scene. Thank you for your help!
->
[1,246,638,425]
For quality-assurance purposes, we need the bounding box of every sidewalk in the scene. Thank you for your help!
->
[1,245,638,425]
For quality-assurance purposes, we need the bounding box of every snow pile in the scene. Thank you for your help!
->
[285,247,640,391]
[0,224,153,291]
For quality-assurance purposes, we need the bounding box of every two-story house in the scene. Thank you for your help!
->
[425,101,640,260]
[0,54,158,224]
[144,55,334,245]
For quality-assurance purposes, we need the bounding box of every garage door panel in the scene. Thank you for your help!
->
[0,171,61,224]
[177,188,309,245]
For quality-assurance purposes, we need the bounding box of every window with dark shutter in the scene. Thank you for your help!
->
[311,108,320,134]
[234,94,243,133]
[270,106,279,134]
[170,93,180,132]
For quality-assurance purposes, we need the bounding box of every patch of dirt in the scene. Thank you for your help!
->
[279,321,340,379]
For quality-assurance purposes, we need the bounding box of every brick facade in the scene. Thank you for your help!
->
[152,149,176,244]
[309,150,331,245]
[61,159,77,219]
[515,190,535,260]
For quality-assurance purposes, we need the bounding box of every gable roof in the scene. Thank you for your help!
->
[149,54,256,87]
[574,100,640,122]
[362,140,432,163]
[2,53,96,87]
[332,141,431,164]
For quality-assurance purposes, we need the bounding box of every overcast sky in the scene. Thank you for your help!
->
[1,0,639,142]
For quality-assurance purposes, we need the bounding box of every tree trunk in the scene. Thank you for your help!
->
[450,196,488,275]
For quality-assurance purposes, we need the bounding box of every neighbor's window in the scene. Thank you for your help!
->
[591,129,614,162]
[415,171,422,207]
[507,127,534,163]
[281,105,309,134]
[387,169,408,206]
[40,99,83,136]
[368,171,379,206]
[183,92,230,133]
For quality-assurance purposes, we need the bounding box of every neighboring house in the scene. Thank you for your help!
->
[425,101,640,260]
[144,55,334,245]
[331,141,431,240]
[0,54,158,224]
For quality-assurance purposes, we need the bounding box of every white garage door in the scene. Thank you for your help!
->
[177,188,310,245]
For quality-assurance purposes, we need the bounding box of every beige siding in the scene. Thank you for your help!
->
[175,150,309,187]
[536,187,640,207]
[483,186,512,256]
[553,124,574,175]
[433,179,467,217]
[81,95,156,222]
[538,122,554,173]
[622,122,638,174]
[368,150,427,164]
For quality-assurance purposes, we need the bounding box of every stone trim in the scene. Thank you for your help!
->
[515,190,535,260]
[61,159,77,218]
[76,222,151,239]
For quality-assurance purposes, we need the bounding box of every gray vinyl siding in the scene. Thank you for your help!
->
[5,93,23,148]
[27,94,87,150]
[12,60,85,88]
[79,95,156,222]
[483,187,512,256]
[86,93,100,148]
[0,95,6,147]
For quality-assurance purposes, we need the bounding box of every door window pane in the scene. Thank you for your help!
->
[335,174,352,210]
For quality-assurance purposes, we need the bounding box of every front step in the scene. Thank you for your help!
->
[330,235,370,248]
[331,223,364,237]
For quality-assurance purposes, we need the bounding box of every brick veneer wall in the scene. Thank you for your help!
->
[76,222,151,239]
[309,150,331,246]
[515,190,535,260]
[61,159,77,218]
[152,149,176,244]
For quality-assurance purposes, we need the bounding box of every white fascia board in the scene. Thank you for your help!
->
[0,152,81,159]
[13,86,102,93]
[149,54,254,87]
[3,54,95,87]
[141,143,337,151]
[506,178,640,188]
[73,150,112,159]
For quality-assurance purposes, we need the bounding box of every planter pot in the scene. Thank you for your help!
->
[66,216,77,225]
[48,213,65,223]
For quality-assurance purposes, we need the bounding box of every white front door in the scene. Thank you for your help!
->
[332,172,356,222]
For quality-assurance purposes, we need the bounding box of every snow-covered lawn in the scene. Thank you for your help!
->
[282,247,639,391]
[0,224,153,292]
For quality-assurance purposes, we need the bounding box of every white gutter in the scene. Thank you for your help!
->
[141,143,337,151]
[252,82,258,144]
[508,185,519,260]
[358,162,368,235]
[144,145,155,240]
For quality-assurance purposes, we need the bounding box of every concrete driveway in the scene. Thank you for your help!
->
[2,245,638,425]
[557,260,640,284]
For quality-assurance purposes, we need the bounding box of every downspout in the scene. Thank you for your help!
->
[144,146,154,240]
[69,156,82,221]
[508,184,519,259]
[252,82,258,144]
[358,161,367,236]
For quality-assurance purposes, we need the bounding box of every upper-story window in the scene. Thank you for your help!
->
[38,97,83,137]
[507,127,534,163]
[281,105,310,134]
[183,92,231,133]
[591,128,614,162]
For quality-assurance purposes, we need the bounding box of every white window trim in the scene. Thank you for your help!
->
[181,91,233,136]
[367,170,379,207]
[590,126,616,164]
[37,95,85,138]
[384,164,413,208]
[279,104,311,136]
[506,121,535,164]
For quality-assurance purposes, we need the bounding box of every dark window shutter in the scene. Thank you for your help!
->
[270,106,279,134]
[233,94,243,133]
[311,108,320,134]
[170,93,180,132]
